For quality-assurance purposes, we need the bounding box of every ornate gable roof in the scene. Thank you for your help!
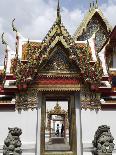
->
[9,1,103,90]
[22,42,41,60]
[74,2,112,40]
[0,0,108,110]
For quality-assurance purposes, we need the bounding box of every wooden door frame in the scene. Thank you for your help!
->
[40,92,77,155]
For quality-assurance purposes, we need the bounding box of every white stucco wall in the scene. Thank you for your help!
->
[81,109,116,143]
[0,110,37,154]
[0,108,116,154]
[81,109,116,154]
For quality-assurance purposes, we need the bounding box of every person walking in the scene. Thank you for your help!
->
[61,124,64,137]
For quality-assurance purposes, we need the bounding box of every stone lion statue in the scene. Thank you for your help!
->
[93,125,115,155]
[3,127,22,155]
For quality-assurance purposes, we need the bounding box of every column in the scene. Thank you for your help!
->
[50,117,51,138]
[75,92,83,155]
[53,120,55,136]
[36,92,42,155]
[64,115,66,138]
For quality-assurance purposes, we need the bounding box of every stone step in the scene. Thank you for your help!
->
[44,151,74,155]
[51,137,65,144]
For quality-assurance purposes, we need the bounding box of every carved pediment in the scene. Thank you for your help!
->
[76,13,110,52]
[74,6,112,52]
[40,44,78,73]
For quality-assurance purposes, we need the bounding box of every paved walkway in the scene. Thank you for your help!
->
[45,137,70,151]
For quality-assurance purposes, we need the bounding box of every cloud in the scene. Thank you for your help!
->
[101,0,116,27]
[0,0,116,65]
[22,5,84,40]
[0,18,5,64]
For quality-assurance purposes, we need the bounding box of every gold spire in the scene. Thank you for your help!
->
[96,0,98,4]
[56,0,61,24]
[89,3,92,12]
[93,1,95,7]
[95,0,98,8]
[90,3,92,8]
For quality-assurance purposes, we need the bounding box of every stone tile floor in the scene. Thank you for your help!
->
[45,137,70,151]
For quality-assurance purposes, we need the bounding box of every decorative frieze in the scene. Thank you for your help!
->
[81,85,101,110]
[15,88,38,110]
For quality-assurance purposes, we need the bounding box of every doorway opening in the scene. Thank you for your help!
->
[45,101,70,151]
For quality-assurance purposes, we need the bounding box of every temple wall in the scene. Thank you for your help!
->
[81,109,116,155]
[0,110,37,155]
[0,108,116,154]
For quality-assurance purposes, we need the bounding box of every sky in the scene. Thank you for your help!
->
[0,0,116,65]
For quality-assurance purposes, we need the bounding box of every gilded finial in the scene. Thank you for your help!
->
[12,18,17,32]
[96,0,98,5]
[56,0,61,24]
[90,3,92,8]
[57,0,60,16]
[1,33,8,46]
[95,0,98,8]
[28,38,30,44]
[89,3,92,11]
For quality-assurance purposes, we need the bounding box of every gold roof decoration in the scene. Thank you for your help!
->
[73,0,112,40]
[22,41,41,60]
[11,0,103,92]
[8,0,105,111]
[40,0,74,51]
[47,102,67,115]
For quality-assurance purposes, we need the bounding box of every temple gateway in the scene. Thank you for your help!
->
[0,0,116,155]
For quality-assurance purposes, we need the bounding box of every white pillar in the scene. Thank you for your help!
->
[75,92,83,155]
[36,92,42,155]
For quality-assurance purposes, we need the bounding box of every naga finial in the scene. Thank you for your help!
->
[12,18,17,32]
[56,0,61,24]
[1,32,8,46]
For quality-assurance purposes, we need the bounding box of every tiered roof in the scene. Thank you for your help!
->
[9,1,103,87]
